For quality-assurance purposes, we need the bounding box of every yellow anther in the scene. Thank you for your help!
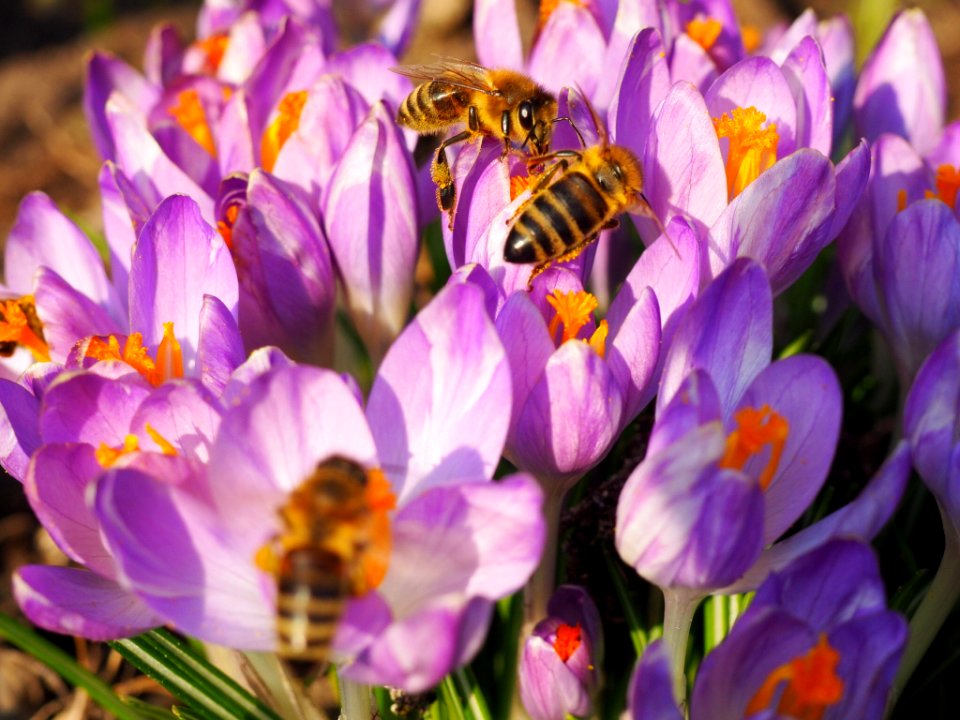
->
[713,106,779,200]
[719,404,789,491]
[261,90,308,172]
[168,89,217,157]
[687,16,723,51]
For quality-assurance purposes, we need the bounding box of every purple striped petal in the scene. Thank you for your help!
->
[608,28,671,162]
[628,640,682,720]
[781,35,832,156]
[368,282,510,504]
[13,566,161,640]
[34,268,124,362]
[39,371,150,446]
[0,379,41,481]
[598,1,664,111]
[197,294,245,396]
[669,34,718,93]
[84,52,160,160]
[474,0,523,70]
[528,4,606,99]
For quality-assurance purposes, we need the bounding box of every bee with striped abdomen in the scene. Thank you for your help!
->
[504,95,663,290]
[393,60,557,225]
[255,456,394,661]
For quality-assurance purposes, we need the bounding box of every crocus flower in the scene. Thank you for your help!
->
[628,539,907,720]
[41,280,544,692]
[519,585,602,720]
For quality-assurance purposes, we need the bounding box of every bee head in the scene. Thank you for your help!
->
[517,89,557,154]
[596,145,644,204]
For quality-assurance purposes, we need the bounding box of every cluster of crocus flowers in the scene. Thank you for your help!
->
[1,0,958,717]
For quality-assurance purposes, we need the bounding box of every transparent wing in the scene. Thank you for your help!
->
[391,59,501,96]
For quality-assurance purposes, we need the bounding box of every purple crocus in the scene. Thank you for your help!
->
[27,280,545,693]
[628,540,907,720]
[519,585,602,720]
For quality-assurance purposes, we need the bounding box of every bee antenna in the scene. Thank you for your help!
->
[551,116,586,148]
[572,85,607,147]
[638,192,680,258]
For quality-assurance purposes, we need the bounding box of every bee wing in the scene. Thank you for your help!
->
[391,59,502,96]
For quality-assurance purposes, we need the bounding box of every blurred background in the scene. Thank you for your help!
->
[0,0,958,717]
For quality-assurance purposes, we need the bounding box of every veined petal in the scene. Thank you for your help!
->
[14,566,161,640]
[598,2,665,111]
[659,259,772,420]
[643,82,727,237]
[129,380,221,462]
[474,0,523,70]
[781,35,832,157]
[628,640,682,720]
[528,3,605,99]
[197,294,245,396]
[130,195,239,374]
[34,268,124,362]
[606,286,660,423]
[99,161,153,312]
[0,379,42,481]
[39,371,150,446]
[84,52,160,160]
[669,33,719,93]
[368,282,510,504]
[854,9,945,155]
[323,43,412,115]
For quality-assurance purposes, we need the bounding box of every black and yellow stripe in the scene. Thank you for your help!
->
[397,82,465,130]
[276,550,347,661]
[505,170,610,264]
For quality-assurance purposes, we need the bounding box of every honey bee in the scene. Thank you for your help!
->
[504,94,665,289]
[255,456,393,661]
[393,60,557,225]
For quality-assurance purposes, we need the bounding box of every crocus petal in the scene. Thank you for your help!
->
[647,369,723,458]
[628,640,682,720]
[220,346,295,406]
[643,82,727,237]
[854,9,945,156]
[598,1,664,111]
[84,52,160,160]
[197,294,245,396]
[34,268,124,362]
[143,23,183,87]
[13,566,161,640]
[511,341,624,486]
[99,161,153,310]
[368,282,510,504]
[877,201,960,378]
[218,12,268,84]
[6,193,121,318]
[738,355,842,543]
[323,43,411,114]
[781,35,832,157]
[443,142,506,270]
[340,597,493,693]
[95,462,275,648]
[905,330,960,510]
[473,0,523,70]
[376,0,421,57]
[721,442,911,593]
[25,444,115,576]
[762,8,817,65]
[830,613,907,720]
[130,195,239,373]
[0,379,42,480]
[608,28,671,163]
[207,364,376,559]
[669,33,719,93]
[616,424,765,590]
[816,16,855,150]
[231,170,335,364]
[105,95,215,224]
[520,634,592,720]
[705,56,798,157]
[528,4,605,99]
[606,286,661,423]
[323,102,418,361]
[659,259,772,419]
[129,380,221,462]
[826,139,870,239]
[928,120,960,169]
[39,371,150,446]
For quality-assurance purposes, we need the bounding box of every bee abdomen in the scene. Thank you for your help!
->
[397,82,465,132]
[275,552,346,660]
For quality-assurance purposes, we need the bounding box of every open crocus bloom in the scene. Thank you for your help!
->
[628,539,906,720]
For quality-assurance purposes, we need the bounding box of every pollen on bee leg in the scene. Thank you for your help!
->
[713,107,779,200]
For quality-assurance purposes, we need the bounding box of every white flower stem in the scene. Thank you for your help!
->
[887,504,960,715]
[522,487,565,639]
[661,588,703,712]
[338,675,373,720]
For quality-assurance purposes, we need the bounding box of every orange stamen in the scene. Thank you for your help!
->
[194,33,229,74]
[741,24,763,53]
[84,324,184,387]
[687,16,723,51]
[538,0,584,31]
[217,202,240,249]
[0,296,50,362]
[897,189,909,212]
[553,622,582,663]
[261,90,308,172]
[510,174,534,202]
[168,89,217,157]
[95,434,140,468]
[935,164,960,210]
[746,634,844,720]
[713,106,779,200]
[145,423,178,456]
[719,404,789,491]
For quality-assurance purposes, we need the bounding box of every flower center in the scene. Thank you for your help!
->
[741,24,763,53]
[261,90,308,173]
[510,173,534,202]
[193,33,229,74]
[686,15,722,51]
[0,296,50,362]
[553,622,582,663]
[713,106,779,200]
[95,423,178,468]
[84,322,184,387]
[546,289,608,359]
[718,404,789,491]
[217,202,241,250]
[168,89,217,157]
[746,634,844,720]
[896,164,958,213]
[255,462,397,596]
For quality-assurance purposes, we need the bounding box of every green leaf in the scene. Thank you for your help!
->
[454,668,492,720]
[605,552,648,655]
[109,629,282,720]
[437,676,468,720]
[0,612,144,720]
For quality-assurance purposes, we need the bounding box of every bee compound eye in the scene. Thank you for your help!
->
[518,101,534,130]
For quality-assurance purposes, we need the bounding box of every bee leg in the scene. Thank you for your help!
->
[525,260,553,291]
[506,159,569,226]
[601,219,619,230]
[468,105,481,133]
[554,234,600,265]
[432,129,473,227]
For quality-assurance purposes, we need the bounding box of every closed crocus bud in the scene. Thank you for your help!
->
[519,585,601,720]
